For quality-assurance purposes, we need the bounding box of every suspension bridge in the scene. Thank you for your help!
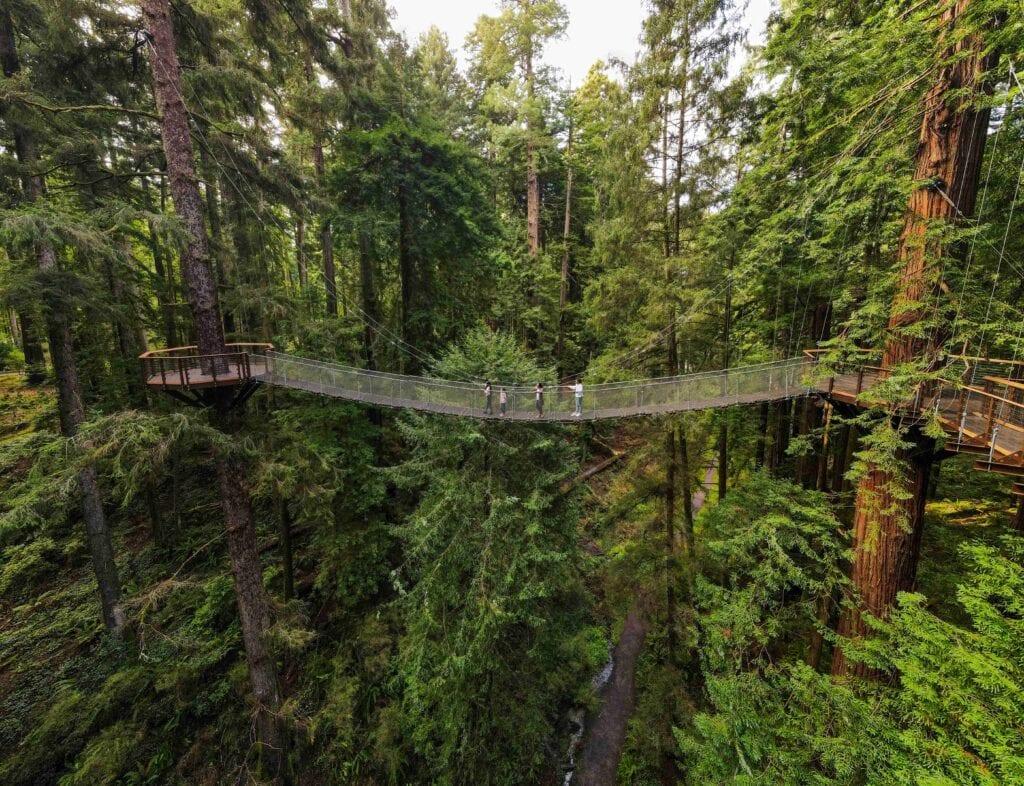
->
[139,343,1024,487]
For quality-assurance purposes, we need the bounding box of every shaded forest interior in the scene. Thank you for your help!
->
[1,0,1024,784]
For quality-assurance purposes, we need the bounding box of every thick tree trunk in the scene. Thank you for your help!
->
[1014,497,1024,533]
[1,6,124,634]
[17,309,46,383]
[142,0,225,359]
[217,452,284,765]
[756,401,770,470]
[834,0,993,678]
[556,115,574,374]
[832,439,934,677]
[142,0,283,765]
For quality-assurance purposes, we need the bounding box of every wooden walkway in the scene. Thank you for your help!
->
[812,353,1024,483]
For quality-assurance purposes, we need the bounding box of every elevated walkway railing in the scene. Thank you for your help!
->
[141,343,272,389]
[803,349,1024,469]
[260,351,813,421]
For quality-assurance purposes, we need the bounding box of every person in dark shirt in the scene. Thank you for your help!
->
[534,382,544,418]
[483,381,493,415]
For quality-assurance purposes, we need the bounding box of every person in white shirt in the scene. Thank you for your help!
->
[499,387,508,416]
[573,378,584,416]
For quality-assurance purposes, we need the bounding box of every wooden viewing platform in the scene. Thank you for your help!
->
[806,350,1024,479]
[140,343,272,407]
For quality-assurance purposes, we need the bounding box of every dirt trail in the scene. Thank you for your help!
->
[571,466,715,785]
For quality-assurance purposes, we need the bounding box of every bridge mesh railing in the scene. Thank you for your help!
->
[262,352,813,421]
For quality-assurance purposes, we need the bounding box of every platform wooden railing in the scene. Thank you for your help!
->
[803,349,1024,472]
[141,343,273,389]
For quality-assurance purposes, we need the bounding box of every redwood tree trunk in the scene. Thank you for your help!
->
[1,6,124,634]
[833,0,994,678]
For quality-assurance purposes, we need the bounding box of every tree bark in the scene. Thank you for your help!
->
[142,0,225,359]
[834,0,994,678]
[556,113,574,374]
[17,309,46,383]
[523,19,540,257]
[142,0,283,764]
[1,5,124,634]
[756,401,770,470]
[217,451,284,765]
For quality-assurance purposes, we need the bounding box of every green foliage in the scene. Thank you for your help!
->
[1,0,1022,781]
[390,329,591,784]
[678,472,1024,785]
[694,474,848,671]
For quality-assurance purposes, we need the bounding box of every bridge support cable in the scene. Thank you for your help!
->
[260,352,813,421]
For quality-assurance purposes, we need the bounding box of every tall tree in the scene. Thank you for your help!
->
[832,0,996,678]
[0,0,124,634]
[140,0,283,761]
[468,0,567,258]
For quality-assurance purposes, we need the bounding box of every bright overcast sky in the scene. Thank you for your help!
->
[387,0,776,85]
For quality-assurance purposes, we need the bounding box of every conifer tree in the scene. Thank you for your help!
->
[0,0,124,634]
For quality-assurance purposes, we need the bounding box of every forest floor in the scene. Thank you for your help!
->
[573,466,714,785]
[0,373,51,442]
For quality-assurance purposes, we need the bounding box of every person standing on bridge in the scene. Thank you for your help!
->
[573,378,583,417]
[483,381,493,415]
[535,382,544,418]
[499,386,508,416]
